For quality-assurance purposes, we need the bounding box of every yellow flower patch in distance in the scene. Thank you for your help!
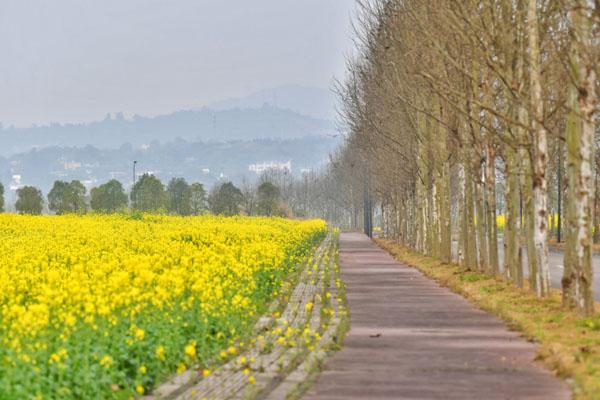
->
[0,214,326,399]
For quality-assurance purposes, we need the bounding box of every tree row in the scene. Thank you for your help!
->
[310,0,598,315]
[9,174,290,218]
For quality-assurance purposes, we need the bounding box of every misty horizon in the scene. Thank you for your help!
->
[0,84,337,130]
[0,1,356,127]
[0,0,354,214]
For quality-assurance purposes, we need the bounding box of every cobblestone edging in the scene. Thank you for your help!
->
[145,231,348,400]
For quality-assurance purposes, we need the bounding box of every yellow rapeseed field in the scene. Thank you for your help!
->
[0,214,326,399]
[495,214,559,232]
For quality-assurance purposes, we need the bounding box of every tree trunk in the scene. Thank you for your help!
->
[459,161,471,268]
[476,174,488,271]
[505,145,523,286]
[466,168,478,270]
[440,160,452,264]
[550,209,556,238]
[562,1,596,315]
[528,0,550,296]
[486,142,499,274]
[521,149,538,292]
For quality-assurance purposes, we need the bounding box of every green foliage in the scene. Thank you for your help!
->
[90,179,128,213]
[189,182,207,215]
[167,178,192,216]
[580,317,600,331]
[48,180,87,214]
[131,174,168,212]
[128,210,144,221]
[15,186,43,215]
[209,182,244,216]
[256,181,281,216]
[479,283,506,294]
[459,272,487,283]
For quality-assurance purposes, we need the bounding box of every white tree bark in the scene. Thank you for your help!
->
[527,0,550,296]
[563,0,596,316]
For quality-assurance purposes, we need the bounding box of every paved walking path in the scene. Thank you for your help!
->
[303,233,571,400]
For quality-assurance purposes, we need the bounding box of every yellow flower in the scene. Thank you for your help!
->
[134,328,145,341]
[184,341,197,359]
[48,348,68,364]
[155,345,166,361]
[0,214,327,397]
[202,369,211,378]
[135,384,145,394]
[100,355,113,369]
[248,376,256,385]
[48,353,60,364]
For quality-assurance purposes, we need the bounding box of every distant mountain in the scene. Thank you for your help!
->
[209,85,337,120]
[0,104,336,156]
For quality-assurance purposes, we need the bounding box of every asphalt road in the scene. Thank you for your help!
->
[452,239,600,300]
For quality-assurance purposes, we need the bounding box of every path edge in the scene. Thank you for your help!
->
[374,238,583,398]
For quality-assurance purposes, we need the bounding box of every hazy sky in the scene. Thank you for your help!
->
[0,0,357,127]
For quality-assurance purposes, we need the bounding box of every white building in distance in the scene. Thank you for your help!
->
[249,161,291,174]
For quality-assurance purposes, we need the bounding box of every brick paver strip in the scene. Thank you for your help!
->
[146,234,344,400]
[303,233,571,400]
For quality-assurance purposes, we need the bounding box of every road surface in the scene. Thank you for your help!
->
[452,238,600,299]
[304,233,570,400]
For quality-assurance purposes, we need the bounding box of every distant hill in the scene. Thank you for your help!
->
[0,136,340,196]
[209,85,337,120]
[0,104,335,156]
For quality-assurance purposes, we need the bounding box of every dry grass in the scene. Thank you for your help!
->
[376,238,600,400]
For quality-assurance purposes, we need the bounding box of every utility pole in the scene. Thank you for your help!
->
[133,160,138,209]
[557,149,562,243]
[363,160,373,238]
[363,179,369,237]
